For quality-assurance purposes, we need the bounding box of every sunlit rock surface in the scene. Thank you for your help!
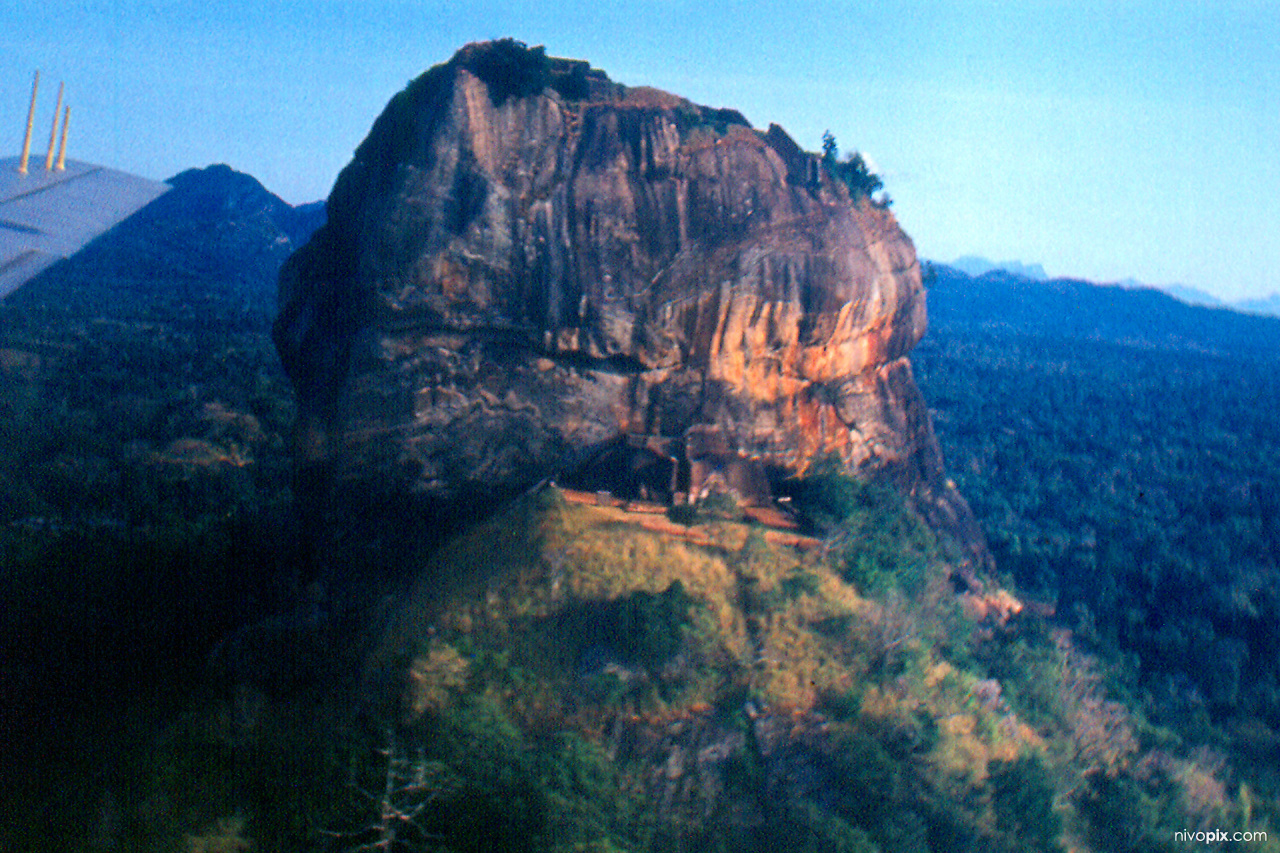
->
[275,41,984,563]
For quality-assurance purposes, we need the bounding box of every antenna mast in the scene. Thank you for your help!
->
[43,81,64,171]
[17,71,39,175]
[55,106,69,171]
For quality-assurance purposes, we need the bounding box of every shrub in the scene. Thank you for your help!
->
[989,755,1062,852]
[779,460,936,598]
[558,581,697,673]
[609,581,695,668]
[694,491,743,522]
[820,132,884,202]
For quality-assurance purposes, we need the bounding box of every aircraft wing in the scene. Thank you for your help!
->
[0,157,169,298]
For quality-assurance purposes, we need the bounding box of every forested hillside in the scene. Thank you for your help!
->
[6,159,1280,849]
[915,263,1280,775]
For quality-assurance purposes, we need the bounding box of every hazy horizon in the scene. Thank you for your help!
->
[2,1,1276,301]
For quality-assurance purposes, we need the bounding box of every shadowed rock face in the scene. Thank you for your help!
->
[275,40,985,564]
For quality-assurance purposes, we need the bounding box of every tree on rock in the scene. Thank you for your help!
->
[820,131,884,202]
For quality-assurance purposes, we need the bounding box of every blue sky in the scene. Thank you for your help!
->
[2,1,1277,299]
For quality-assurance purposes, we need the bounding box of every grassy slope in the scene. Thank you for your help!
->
[132,485,1201,853]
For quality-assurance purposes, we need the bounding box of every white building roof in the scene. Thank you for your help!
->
[0,156,169,298]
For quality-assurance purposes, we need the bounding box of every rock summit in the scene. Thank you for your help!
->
[274,40,983,561]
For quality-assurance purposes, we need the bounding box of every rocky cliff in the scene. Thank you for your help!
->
[275,40,983,563]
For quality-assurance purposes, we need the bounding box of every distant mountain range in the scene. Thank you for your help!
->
[941,256,1280,318]
[1238,293,1280,316]
[948,255,1048,281]
[922,261,1280,364]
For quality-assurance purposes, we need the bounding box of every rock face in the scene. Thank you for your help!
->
[275,40,983,562]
